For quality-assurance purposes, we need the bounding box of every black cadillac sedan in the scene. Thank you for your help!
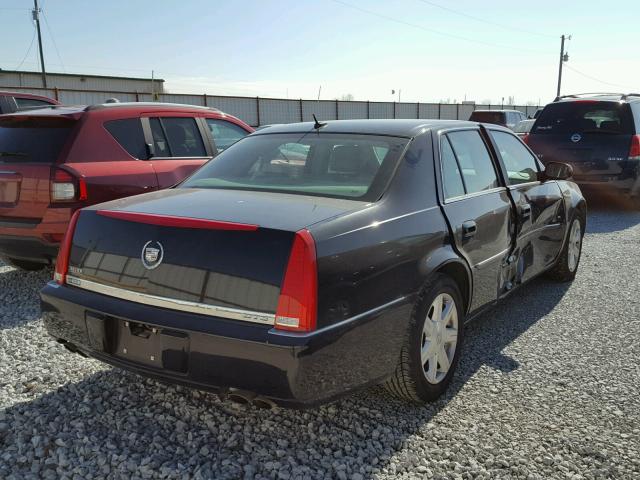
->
[41,119,586,407]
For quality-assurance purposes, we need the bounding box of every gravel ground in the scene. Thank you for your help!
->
[1,208,639,480]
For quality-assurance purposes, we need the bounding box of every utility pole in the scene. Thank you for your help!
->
[557,34,571,98]
[32,0,47,88]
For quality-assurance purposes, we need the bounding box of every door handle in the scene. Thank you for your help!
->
[462,220,477,239]
[520,203,532,219]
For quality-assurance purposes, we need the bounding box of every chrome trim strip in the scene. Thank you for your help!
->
[269,296,408,338]
[474,248,510,268]
[65,275,275,326]
[443,186,508,204]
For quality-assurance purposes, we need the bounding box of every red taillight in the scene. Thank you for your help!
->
[522,133,530,144]
[275,229,317,332]
[50,168,87,203]
[54,210,81,285]
[629,135,640,160]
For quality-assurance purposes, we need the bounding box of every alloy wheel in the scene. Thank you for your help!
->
[567,219,582,272]
[421,293,458,384]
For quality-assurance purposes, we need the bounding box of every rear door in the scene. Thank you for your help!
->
[436,128,514,312]
[0,115,76,222]
[487,129,565,284]
[527,101,635,182]
[142,114,213,188]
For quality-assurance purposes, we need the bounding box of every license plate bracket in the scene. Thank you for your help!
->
[114,319,190,373]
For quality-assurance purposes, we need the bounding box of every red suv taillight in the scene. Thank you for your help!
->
[50,168,88,203]
[522,133,530,144]
[274,229,317,332]
[629,135,640,161]
[54,210,81,285]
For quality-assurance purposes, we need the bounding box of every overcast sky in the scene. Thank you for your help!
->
[1,0,638,104]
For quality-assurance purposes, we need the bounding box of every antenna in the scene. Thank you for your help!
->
[312,114,326,129]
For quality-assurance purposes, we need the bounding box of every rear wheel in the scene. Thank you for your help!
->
[5,257,47,271]
[384,274,464,403]
[546,215,583,282]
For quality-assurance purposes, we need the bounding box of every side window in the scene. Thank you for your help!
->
[104,118,147,159]
[15,97,54,109]
[149,118,170,157]
[150,117,206,158]
[491,131,539,185]
[206,119,248,153]
[440,136,465,199]
[447,130,499,194]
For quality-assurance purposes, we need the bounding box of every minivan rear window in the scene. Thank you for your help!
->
[533,102,634,135]
[0,116,74,163]
[181,133,409,201]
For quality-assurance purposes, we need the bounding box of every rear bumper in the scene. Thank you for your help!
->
[0,235,59,264]
[569,160,640,194]
[0,208,72,263]
[40,282,412,407]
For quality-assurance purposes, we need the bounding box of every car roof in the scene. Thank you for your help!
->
[0,102,235,121]
[250,119,488,138]
[553,93,640,103]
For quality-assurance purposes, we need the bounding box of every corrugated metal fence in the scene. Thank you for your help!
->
[3,85,541,126]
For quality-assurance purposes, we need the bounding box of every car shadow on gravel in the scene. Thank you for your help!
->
[0,262,52,331]
[0,277,571,479]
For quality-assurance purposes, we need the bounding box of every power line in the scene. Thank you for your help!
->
[563,64,636,90]
[14,30,37,71]
[41,10,66,73]
[329,0,547,54]
[415,0,556,39]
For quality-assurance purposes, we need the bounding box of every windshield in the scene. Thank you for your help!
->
[181,132,409,201]
[533,101,634,135]
[0,116,74,163]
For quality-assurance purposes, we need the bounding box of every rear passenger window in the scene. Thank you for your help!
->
[491,131,539,185]
[149,117,206,158]
[440,136,465,199]
[104,118,147,159]
[205,119,248,152]
[447,130,499,193]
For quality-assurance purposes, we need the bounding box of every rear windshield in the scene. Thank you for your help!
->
[0,116,74,163]
[469,111,505,124]
[533,101,634,135]
[181,132,409,201]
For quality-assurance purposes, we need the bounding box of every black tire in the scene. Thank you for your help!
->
[384,274,465,403]
[545,214,584,282]
[5,257,47,271]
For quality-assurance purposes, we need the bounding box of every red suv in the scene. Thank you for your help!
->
[0,102,253,270]
[0,91,60,114]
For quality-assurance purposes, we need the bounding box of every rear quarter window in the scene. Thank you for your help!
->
[104,118,147,159]
[533,101,634,135]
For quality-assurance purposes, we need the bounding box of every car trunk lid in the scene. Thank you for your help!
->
[66,189,369,321]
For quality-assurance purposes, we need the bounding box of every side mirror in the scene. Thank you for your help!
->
[145,143,155,159]
[543,161,573,180]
